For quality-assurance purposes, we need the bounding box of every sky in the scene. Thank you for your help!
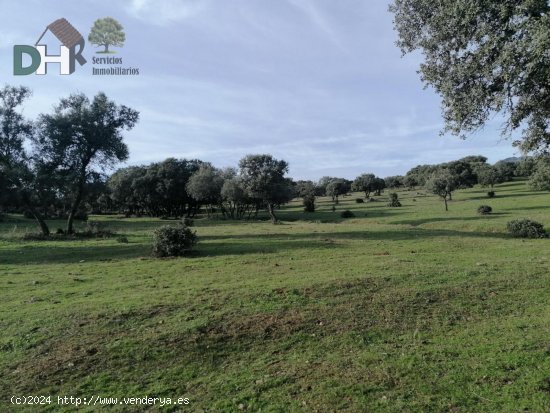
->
[0,0,521,180]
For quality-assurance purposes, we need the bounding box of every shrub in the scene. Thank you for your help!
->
[477,205,492,215]
[487,191,495,198]
[55,228,65,234]
[152,224,197,257]
[340,210,355,218]
[355,198,364,204]
[303,195,315,212]
[506,219,547,239]
[182,217,194,227]
[82,221,113,238]
[387,193,402,207]
[116,236,129,243]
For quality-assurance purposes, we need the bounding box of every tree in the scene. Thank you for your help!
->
[326,179,347,204]
[36,92,139,233]
[528,158,550,191]
[425,170,459,211]
[352,173,376,198]
[441,160,477,190]
[88,17,125,53]
[238,154,292,223]
[0,85,52,235]
[494,160,516,182]
[515,157,537,177]
[403,175,418,190]
[317,176,338,196]
[373,177,386,196]
[477,166,504,188]
[384,175,403,189]
[390,0,550,153]
[296,180,316,212]
[186,165,224,216]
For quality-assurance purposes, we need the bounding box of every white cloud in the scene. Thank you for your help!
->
[126,0,208,25]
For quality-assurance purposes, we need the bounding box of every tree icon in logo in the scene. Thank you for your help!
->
[88,17,125,54]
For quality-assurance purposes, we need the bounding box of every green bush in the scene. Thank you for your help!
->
[152,224,197,257]
[340,210,355,218]
[303,195,315,212]
[355,198,364,204]
[506,219,547,239]
[116,236,129,243]
[487,191,495,198]
[477,205,492,215]
[387,193,402,207]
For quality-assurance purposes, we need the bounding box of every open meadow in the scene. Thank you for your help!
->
[1,180,549,412]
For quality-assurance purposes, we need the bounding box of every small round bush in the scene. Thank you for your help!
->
[487,191,495,198]
[340,210,355,218]
[506,219,547,239]
[477,205,492,215]
[355,198,364,204]
[116,236,129,244]
[152,224,197,257]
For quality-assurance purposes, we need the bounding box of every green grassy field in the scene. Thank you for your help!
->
[1,180,549,412]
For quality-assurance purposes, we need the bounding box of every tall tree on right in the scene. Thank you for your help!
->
[390,0,550,153]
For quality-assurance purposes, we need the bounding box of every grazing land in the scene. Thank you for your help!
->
[1,180,549,412]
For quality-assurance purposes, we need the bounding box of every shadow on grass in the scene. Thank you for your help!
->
[391,214,508,226]
[0,224,513,264]
[0,243,150,265]
[468,192,548,200]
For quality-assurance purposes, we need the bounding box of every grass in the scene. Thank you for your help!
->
[1,180,549,412]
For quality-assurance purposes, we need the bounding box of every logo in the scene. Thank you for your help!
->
[13,17,139,76]
[88,17,125,54]
[14,18,87,75]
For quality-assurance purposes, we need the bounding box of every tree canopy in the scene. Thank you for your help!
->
[390,0,550,153]
[36,92,139,233]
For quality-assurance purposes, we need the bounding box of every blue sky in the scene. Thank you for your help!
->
[0,0,520,180]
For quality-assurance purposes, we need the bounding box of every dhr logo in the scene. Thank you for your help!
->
[14,18,87,75]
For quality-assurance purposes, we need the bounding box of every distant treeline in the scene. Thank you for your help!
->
[2,85,550,235]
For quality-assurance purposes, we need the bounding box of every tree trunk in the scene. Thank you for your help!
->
[104,44,109,53]
[27,205,50,236]
[67,178,86,234]
[444,197,448,211]
[21,194,50,236]
[267,203,277,224]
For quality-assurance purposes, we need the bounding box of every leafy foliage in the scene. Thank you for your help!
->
[390,0,550,153]
[152,224,197,257]
[238,154,293,223]
[528,158,550,191]
[477,205,493,215]
[387,192,402,207]
[340,209,355,218]
[506,219,547,239]
[425,169,459,211]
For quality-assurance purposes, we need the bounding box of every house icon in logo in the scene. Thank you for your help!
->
[34,18,87,74]
[14,18,87,75]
